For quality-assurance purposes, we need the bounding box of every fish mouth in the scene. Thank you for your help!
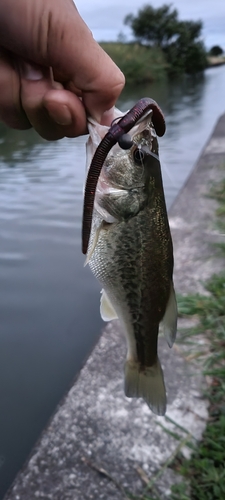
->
[82,98,166,255]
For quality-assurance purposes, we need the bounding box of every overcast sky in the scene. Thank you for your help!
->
[75,0,225,50]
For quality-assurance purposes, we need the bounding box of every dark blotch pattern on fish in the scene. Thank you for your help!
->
[86,103,177,414]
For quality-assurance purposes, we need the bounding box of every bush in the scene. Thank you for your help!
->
[209,45,224,56]
[100,42,167,84]
[124,3,208,75]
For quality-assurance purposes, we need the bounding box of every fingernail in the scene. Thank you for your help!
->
[46,103,72,126]
[20,61,44,81]
[100,107,115,126]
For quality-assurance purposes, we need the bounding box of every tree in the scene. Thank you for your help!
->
[209,45,224,56]
[164,20,207,74]
[124,3,207,75]
[124,4,179,47]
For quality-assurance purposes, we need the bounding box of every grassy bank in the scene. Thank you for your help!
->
[123,166,225,500]
[170,167,225,499]
[100,42,167,84]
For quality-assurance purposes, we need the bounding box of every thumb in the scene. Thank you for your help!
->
[0,0,125,121]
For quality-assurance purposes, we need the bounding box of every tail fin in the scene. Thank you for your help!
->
[124,357,166,416]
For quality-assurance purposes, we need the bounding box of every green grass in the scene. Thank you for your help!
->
[209,178,225,233]
[100,42,167,84]
[171,274,225,499]
[127,166,225,500]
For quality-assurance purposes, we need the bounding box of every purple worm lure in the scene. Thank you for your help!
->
[82,97,166,255]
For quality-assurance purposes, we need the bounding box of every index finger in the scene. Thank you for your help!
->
[0,0,125,121]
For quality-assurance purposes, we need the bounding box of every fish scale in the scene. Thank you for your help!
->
[85,109,177,415]
[90,200,172,362]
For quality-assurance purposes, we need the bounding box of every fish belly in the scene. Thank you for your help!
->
[88,207,173,415]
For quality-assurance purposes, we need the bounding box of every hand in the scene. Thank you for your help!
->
[0,0,125,140]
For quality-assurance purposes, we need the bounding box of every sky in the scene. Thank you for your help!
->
[75,0,225,50]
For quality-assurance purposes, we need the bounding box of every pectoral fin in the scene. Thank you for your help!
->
[100,289,118,321]
[162,282,177,348]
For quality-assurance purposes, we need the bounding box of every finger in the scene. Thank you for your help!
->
[19,61,87,140]
[0,48,31,129]
[44,89,88,138]
[0,0,125,122]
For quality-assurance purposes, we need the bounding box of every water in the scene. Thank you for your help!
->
[0,65,225,498]
[117,66,225,206]
[0,134,103,496]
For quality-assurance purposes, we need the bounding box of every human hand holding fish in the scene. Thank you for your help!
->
[83,98,177,416]
[0,0,124,139]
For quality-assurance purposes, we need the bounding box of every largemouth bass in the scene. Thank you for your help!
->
[83,99,177,416]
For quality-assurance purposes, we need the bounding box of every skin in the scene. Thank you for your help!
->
[0,0,125,140]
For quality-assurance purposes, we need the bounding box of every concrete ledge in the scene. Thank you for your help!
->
[170,113,225,294]
[5,114,225,500]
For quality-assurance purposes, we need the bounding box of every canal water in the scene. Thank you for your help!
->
[0,64,225,497]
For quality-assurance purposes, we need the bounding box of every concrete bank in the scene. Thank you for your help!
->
[5,114,225,500]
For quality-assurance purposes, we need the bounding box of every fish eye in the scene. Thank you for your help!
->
[133,147,145,165]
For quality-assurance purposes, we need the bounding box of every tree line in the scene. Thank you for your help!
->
[124,3,222,76]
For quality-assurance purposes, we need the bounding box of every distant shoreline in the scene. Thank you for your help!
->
[207,55,225,67]
[100,42,225,84]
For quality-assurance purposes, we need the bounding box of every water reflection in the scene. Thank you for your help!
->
[120,66,225,206]
[0,64,225,498]
[0,124,46,163]
[118,71,206,111]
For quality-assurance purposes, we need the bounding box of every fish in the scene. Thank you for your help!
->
[83,100,177,416]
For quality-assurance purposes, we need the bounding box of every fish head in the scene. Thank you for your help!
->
[88,110,160,193]
[83,103,165,254]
